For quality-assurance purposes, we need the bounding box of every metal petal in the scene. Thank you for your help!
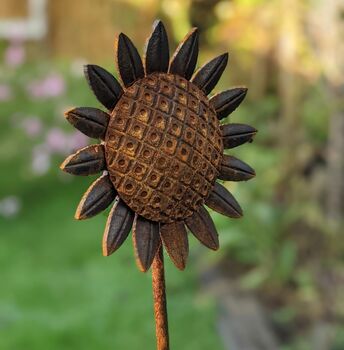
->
[169,28,198,80]
[185,207,219,250]
[145,20,169,74]
[191,53,228,95]
[160,222,189,270]
[75,174,117,220]
[132,215,160,272]
[219,155,256,181]
[65,107,109,139]
[116,33,144,87]
[60,144,105,176]
[84,65,123,111]
[221,123,257,149]
[102,198,135,256]
[210,88,248,120]
[206,182,243,218]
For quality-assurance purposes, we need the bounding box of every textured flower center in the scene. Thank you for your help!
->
[105,72,223,223]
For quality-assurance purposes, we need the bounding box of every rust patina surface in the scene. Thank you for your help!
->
[105,72,223,223]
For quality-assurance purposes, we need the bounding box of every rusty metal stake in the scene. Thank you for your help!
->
[152,244,169,350]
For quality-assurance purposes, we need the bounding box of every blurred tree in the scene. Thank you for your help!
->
[276,0,302,204]
[189,0,221,44]
[310,0,344,231]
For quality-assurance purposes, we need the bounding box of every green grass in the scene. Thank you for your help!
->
[0,176,223,350]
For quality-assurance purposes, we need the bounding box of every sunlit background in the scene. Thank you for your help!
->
[0,0,343,349]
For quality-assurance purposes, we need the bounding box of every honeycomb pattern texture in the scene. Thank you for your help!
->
[105,72,223,223]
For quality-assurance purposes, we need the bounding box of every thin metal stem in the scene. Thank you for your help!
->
[152,244,169,350]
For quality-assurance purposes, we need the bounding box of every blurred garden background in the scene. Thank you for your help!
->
[0,0,343,349]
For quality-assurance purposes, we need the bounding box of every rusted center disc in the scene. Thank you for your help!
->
[105,72,223,223]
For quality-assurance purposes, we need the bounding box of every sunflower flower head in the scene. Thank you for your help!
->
[60,20,257,272]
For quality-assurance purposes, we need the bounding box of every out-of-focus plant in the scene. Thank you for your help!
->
[0,38,92,219]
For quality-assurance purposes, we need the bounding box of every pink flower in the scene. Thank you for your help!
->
[45,128,88,155]
[27,73,66,99]
[0,84,12,101]
[20,117,42,137]
[68,131,88,151]
[45,127,68,154]
[0,196,21,218]
[31,145,51,175]
[27,82,42,98]
[5,43,26,67]
[43,73,66,97]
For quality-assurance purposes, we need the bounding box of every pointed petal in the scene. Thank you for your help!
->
[169,28,198,80]
[60,144,105,176]
[191,53,228,95]
[219,155,256,182]
[145,20,169,74]
[221,123,257,149]
[116,33,144,87]
[102,199,135,256]
[185,207,219,250]
[206,182,243,218]
[84,65,123,110]
[65,107,110,139]
[132,216,160,272]
[210,88,248,120]
[75,174,116,220]
[160,222,188,270]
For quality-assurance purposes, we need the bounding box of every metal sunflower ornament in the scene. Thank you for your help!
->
[61,20,256,350]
